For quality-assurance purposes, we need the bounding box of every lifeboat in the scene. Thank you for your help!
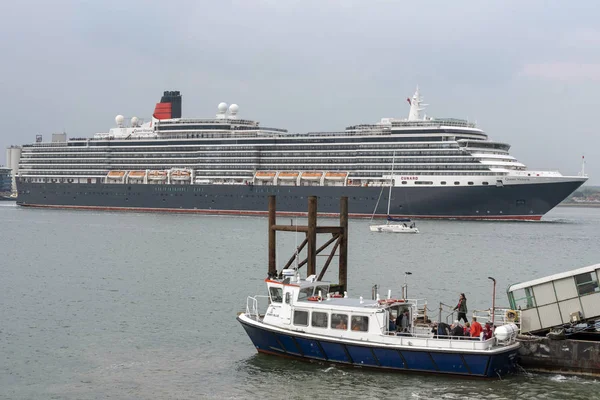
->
[278,171,300,180]
[324,171,348,181]
[254,171,277,180]
[301,171,323,181]
[148,170,168,181]
[107,171,126,178]
[128,170,146,179]
[170,169,192,181]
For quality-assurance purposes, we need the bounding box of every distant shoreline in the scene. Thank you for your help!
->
[558,203,600,208]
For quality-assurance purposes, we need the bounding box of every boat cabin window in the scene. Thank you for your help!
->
[575,272,600,296]
[351,316,369,332]
[331,313,348,330]
[269,287,283,303]
[293,310,309,326]
[298,287,313,301]
[311,311,328,328]
[509,287,536,310]
[285,292,291,304]
[315,285,329,297]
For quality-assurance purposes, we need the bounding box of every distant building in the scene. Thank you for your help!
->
[0,166,12,195]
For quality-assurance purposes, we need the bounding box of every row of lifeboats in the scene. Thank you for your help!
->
[106,169,192,182]
[254,171,348,182]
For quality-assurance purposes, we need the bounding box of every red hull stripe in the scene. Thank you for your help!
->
[19,204,543,221]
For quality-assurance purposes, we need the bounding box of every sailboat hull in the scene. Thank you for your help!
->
[369,224,419,233]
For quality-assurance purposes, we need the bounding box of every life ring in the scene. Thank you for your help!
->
[307,296,322,301]
[348,180,353,185]
[378,298,404,305]
[505,309,518,322]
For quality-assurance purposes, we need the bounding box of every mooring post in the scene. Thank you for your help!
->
[339,196,348,292]
[307,196,317,277]
[268,195,277,277]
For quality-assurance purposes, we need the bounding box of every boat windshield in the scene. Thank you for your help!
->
[269,287,283,303]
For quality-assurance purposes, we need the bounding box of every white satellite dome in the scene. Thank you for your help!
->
[115,115,125,126]
[228,104,239,114]
[131,116,139,126]
[217,102,228,113]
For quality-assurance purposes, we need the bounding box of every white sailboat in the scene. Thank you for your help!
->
[369,152,419,233]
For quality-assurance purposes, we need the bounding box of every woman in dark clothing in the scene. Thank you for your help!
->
[454,293,468,324]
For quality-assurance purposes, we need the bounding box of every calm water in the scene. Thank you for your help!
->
[1,202,599,399]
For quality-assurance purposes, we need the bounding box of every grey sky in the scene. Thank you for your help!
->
[1,0,598,183]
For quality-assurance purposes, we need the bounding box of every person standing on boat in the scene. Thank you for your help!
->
[470,317,483,339]
[454,293,468,324]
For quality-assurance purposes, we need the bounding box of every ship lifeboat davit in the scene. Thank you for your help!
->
[301,171,323,181]
[128,170,146,179]
[170,169,191,181]
[254,171,277,180]
[107,170,126,178]
[278,171,300,180]
[148,170,168,181]
[324,171,348,181]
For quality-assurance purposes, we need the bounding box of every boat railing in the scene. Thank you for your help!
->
[246,295,270,320]
[383,331,500,350]
[472,307,521,329]
[437,302,458,325]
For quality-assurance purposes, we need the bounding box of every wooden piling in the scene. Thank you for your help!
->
[339,196,348,292]
[307,196,317,277]
[268,196,276,277]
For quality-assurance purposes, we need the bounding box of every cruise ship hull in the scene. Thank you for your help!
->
[16,179,584,220]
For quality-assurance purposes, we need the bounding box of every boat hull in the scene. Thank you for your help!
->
[238,316,519,378]
[15,179,584,220]
[370,224,419,233]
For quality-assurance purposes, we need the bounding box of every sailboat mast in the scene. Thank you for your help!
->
[387,151,395,215]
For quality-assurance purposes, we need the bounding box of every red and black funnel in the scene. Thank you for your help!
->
[153,90,182,120]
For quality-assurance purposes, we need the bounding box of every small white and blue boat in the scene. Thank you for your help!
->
[238,271,520,378]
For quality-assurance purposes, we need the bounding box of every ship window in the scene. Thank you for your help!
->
[482,182,489,185]
[508,288,536,310]
[441,181,446,185]
[293,310,309,326]
[331,313,348,330]
[468,182,474,185]
[269,287,283,303]
[298,287,313,301]
[414,181,433,185]
[351,316,369,332]
[575,272,600,296]
[311,312,328,328]
[454,181,460,185]
[401,181,407,185]
[315,285,329,297]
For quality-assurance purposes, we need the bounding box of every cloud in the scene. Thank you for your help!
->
[519,62,600,82]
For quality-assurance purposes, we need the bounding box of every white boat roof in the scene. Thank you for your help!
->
[508,263,600,291]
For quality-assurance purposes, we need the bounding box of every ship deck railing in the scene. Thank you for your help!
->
[472,307,521,329]
[246,295,270,321]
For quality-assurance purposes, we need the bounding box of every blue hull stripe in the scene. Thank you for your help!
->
[238,317,518,377]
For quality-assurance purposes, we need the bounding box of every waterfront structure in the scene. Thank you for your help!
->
[14,89,586,219]
[0,166,12,196]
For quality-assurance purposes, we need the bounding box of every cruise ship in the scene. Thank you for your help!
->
[13,89,587,220]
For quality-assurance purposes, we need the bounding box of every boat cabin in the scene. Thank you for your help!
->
[261,270,419,338]
[507,263,600,333]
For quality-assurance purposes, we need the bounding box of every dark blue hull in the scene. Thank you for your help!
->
[238,317,519,378]
[16,179,585,220]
